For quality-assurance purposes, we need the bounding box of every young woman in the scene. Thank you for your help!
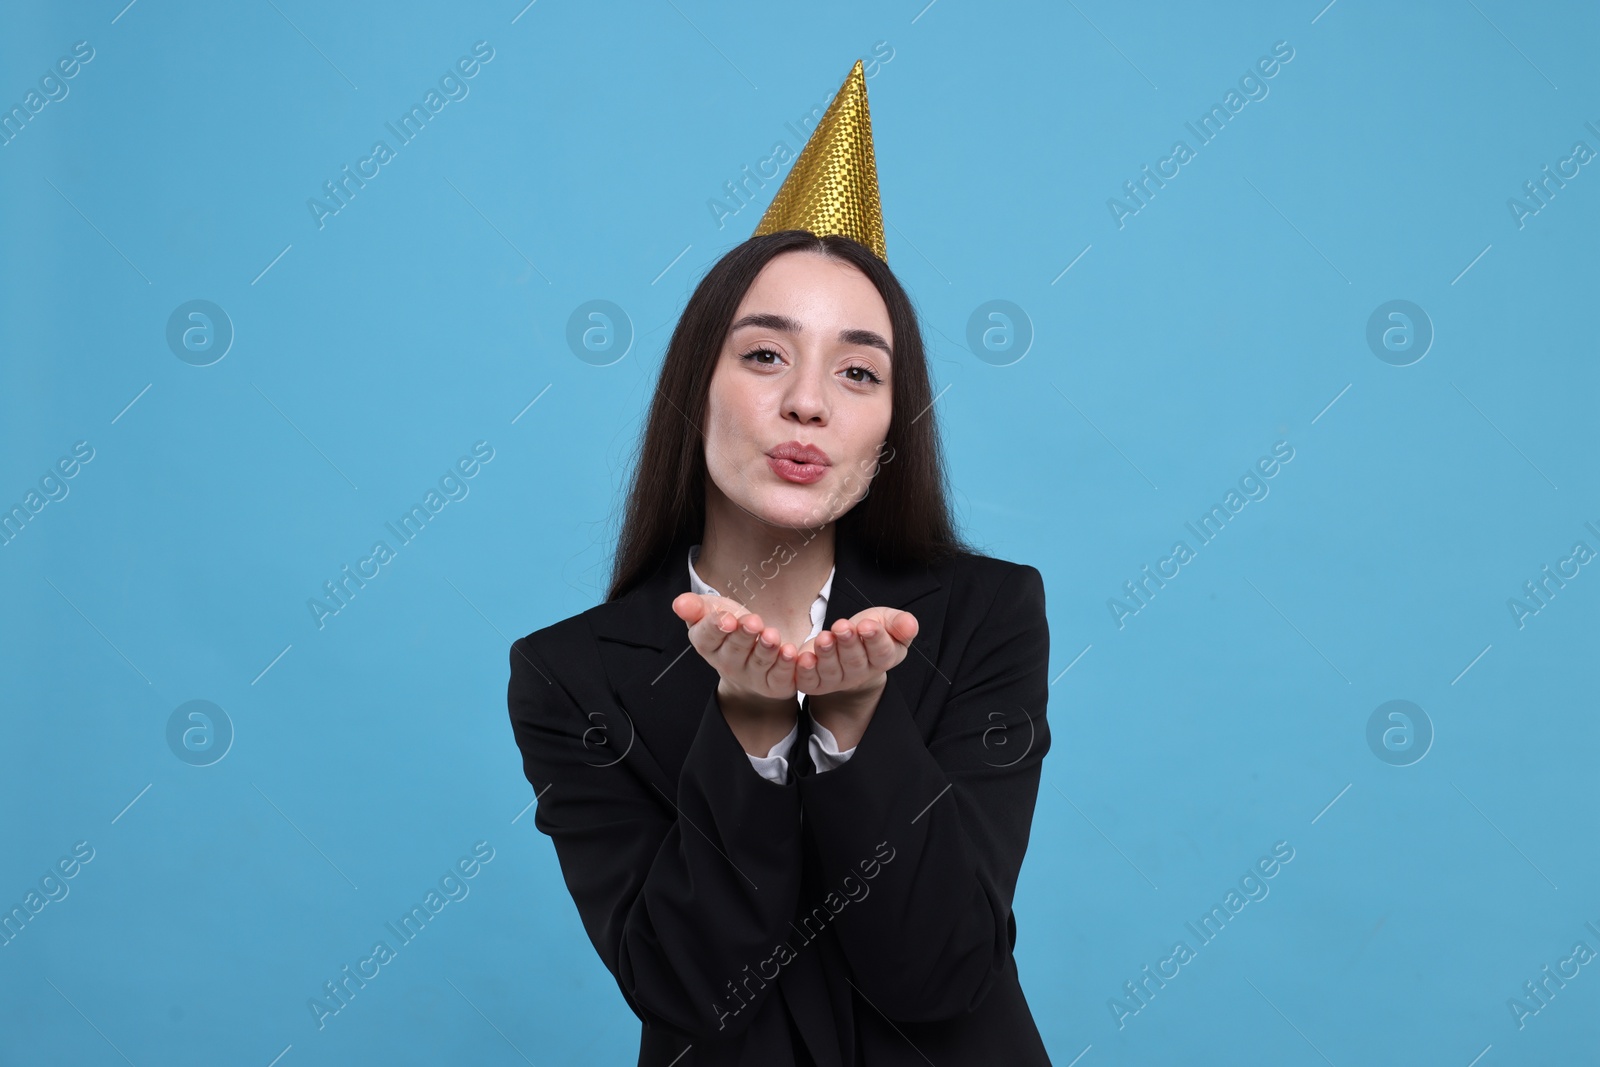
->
[505,227,1054,1066]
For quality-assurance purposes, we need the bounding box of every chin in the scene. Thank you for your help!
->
[743,493,837,531]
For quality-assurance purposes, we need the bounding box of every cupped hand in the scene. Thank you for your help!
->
[671,592,802,702]
[793,606,919,698]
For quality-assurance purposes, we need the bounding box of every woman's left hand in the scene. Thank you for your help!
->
[794,606,919,699]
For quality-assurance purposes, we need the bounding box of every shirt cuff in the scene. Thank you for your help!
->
[746,719,800,784]
[808,718,858,774]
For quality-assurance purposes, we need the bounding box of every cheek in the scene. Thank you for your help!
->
[850,408,893,456]
[702,400,737,456]
[705,382,763,446]
[701,400,751,485]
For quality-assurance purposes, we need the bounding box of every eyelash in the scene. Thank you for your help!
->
[739,347,884,386]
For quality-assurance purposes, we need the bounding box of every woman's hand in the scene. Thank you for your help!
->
[672,592,806,759]
[671,592,802,702]
[798,607,919,752]
[795,607,919,698]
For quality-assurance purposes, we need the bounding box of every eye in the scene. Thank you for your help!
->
[843,363,883,386]
[739,346,784,367]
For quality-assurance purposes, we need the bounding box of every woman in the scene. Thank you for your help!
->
[506,227,1055,1066]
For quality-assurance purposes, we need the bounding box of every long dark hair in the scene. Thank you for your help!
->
[605,229,975,603]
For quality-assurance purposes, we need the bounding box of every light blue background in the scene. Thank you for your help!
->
[3,1,1597,1063]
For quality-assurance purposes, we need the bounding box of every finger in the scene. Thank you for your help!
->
[689,606,744,658]
[672,592,708,625]
[764,641,800,692]
[722,610,764,668]
[743,615,781,673]
[831,621,878,694]
[885,608,919,646]
[854,616,894,671]
[812,628,844,689]
[831,619,870,680]
[794,644,820,694]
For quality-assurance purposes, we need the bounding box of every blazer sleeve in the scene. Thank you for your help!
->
[795,562,1051,1022]
[506,634,804,1040]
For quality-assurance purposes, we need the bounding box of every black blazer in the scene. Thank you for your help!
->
[506,528,1054,1066]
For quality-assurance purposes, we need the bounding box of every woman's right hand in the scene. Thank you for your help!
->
[672,592,803,758]
[671,592,802,702]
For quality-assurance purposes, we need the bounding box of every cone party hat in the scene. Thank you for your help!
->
[751,59,887,262]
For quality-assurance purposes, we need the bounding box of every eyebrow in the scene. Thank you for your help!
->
[730,312,893,359]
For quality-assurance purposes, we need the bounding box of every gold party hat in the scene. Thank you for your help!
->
[752,59,887,262]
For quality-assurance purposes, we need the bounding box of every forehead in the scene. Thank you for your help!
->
[734,252,891,333]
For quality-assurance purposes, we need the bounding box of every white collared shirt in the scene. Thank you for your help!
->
[688,543,856,782]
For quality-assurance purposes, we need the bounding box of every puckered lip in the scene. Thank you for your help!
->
[766,441,832,466]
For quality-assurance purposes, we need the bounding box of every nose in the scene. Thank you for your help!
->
[781,356,829,425]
